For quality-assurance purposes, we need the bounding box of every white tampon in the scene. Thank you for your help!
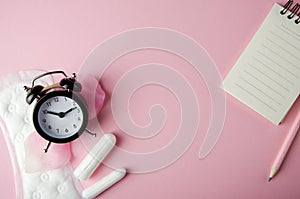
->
[74,133,116,180]
[82,168,126,199]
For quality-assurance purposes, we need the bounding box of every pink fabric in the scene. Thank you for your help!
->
[80,74,106,120]
[24,133,71,173]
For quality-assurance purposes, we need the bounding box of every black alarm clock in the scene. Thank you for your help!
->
[24,71,96,152]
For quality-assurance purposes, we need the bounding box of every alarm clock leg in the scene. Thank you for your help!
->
[44,141,52,153]
[85,128,97,137]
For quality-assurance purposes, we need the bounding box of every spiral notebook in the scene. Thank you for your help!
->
[222,1,300,125]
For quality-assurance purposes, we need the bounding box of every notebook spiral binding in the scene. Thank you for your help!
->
[281,0,300,24]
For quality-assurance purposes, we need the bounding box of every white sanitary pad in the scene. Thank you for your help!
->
[0,70,82,199]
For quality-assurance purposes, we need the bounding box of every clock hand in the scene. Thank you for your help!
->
[45,110,66,118]
[64,107,77,115]
[45,107,77,118]
[45,110,60,116]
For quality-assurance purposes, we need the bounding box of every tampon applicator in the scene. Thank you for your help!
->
[82,168,126,199]
[74,133,116,180]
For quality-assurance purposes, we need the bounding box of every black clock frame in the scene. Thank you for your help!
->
[32,90,88,143]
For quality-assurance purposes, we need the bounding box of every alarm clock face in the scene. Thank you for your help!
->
[33,90,88,143]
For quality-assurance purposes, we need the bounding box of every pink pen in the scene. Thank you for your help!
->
[268,109,300,182]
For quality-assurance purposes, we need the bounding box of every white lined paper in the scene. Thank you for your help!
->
[222,3,300,125]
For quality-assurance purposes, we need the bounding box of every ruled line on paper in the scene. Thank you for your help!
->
[253,55,295,85]
[261,44,299,78]
[269,30,300,52]
[266,35,297,54]
[265,37,300,68]
[239,76,281,105]
[243,70,285,98]
[276,23,300,42]
[248,63,290,92]
[234,83,277,112]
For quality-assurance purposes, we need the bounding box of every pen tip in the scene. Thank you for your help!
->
[268,177,272,182]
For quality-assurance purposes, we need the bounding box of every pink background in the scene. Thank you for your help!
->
[1,0,300,198]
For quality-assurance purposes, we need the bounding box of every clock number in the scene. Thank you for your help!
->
[78,117,81,121]
[43,110,47,114]
[65,128,69,133]
[48,125,52,130]
[54,97,59,102]
[42,118,46,123]
[73,124,77,128]
[46,102,51,107]
[56,129,60,133]
[77,109,80,113]
[64,97,68,102]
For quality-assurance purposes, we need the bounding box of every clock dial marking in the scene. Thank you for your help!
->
[33,90,88,143]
